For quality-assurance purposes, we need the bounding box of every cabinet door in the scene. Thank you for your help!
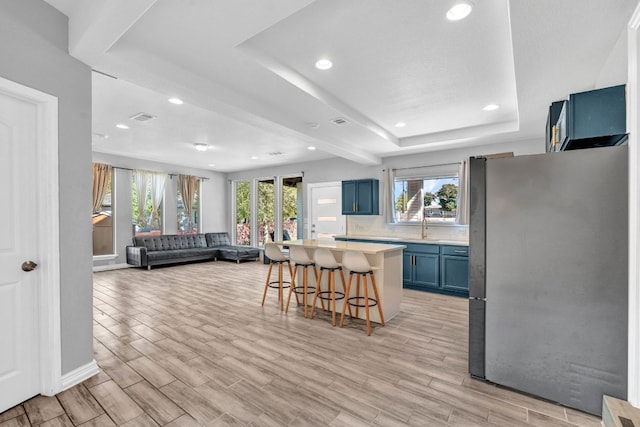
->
[413,253,439,289]
[441,255,469,294]
[355,180,374,214]
[402,252,414,286]
[341,180,357,214]
[569,84,625,140]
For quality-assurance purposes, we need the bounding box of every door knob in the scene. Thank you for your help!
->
[21,261,37,272]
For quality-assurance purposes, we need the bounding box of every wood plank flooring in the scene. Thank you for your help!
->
[1,260,602,426]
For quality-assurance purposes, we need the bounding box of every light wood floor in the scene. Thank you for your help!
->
[1,260,602,426]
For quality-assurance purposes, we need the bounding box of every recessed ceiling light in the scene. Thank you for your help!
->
[208,164,216,167]
[168,97,184,105]
[193,143,208,152]
[447,0,474,21]
[308,146,316,150]
[315,58,333,70]
[483,104,500,111]
[394,122,407,128]
[116,123,129,129]
[251,156,259,160]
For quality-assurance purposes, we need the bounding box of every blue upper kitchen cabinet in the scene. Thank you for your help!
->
[548,84,627,151]
[341,179,379,215]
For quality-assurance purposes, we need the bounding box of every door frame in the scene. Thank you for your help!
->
[628,3,640,408]
[0,76,61,396]
[306,181,344,239]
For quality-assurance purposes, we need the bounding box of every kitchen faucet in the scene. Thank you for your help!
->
[421,216,428,239]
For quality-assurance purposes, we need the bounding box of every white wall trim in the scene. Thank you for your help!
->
[627,3,640,409]
[0,76,63,397]
[93,254,119,261]
[93,263,132,272]
[59,360,100,392]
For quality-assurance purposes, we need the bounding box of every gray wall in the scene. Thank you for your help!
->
[0,1,94,374]
[91,153,227,268]
[226,138,544,236]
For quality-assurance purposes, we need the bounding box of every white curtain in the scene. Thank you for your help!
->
[150,172,167,230]
[382,168,396,223]
[456,159,470,225]
[134,170,150,227]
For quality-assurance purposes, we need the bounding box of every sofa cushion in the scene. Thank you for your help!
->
[217,246,260,260]
[133,234,208,250]
[146,247,218,262]
[206,232,231,247]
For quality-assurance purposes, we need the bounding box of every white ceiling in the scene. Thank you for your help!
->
[44,0,638,172]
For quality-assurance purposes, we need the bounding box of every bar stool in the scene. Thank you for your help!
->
[310,248,352,326]
[340,250,384,336]
[261,243,296,310]
[285,245,321,317]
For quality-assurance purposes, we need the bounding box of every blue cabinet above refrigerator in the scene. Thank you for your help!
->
[547,84,627,152]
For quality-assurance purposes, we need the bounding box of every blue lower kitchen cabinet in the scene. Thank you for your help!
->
[335,237,469,297]
[403,243,440,291]
[440,245,469,296]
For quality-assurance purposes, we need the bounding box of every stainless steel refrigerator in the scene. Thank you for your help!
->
[468,146,628,416]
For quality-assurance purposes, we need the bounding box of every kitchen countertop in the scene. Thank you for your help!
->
[334,235,469,246]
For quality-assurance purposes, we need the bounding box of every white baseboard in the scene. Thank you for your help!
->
[93,263,132,272]
[61,360,100,391]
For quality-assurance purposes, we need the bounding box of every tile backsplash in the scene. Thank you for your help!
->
[345,215,469,241]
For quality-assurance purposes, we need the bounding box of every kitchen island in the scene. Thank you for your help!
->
[280,239,405,323]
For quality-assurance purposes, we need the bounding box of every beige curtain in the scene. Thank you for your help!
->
[92,163,112,213]
[456,159,470,225]
[178,174,199,232]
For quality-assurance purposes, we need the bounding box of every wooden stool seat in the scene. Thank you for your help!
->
[286,245,320,317]
[310,248,352,326]
[339,250,384,336]
[261,243,297,310]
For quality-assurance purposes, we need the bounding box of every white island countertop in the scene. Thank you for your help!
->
[281,239,405,254]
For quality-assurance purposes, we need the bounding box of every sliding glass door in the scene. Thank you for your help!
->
[232,175,303,246]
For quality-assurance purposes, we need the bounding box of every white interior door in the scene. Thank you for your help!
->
[308,182,345,239]
[0,90,41,411]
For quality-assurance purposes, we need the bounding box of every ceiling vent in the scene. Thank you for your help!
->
[129,112,156,122]
[330,117,349,125]
[268,151,283,156]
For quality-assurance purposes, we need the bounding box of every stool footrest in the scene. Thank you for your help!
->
[268,281,291,289]
[346,296,379,308]
[317,290,345,300]
[292,286,316,294]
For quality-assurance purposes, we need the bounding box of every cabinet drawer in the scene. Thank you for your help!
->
[441,245,469,256]
[404,243,439,254]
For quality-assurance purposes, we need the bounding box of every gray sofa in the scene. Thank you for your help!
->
[126,232,260,269]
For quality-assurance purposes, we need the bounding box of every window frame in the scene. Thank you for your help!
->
[92,165,115,257]
[390,164,461,226]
